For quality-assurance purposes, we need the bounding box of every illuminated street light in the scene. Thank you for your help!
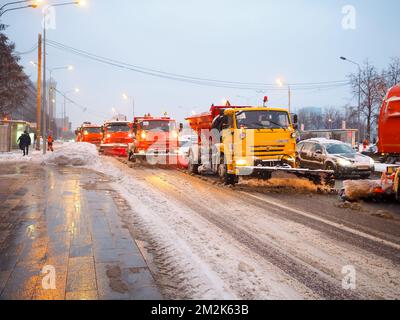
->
[0,0,42,17]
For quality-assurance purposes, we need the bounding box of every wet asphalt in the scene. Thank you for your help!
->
[0,163,162,300]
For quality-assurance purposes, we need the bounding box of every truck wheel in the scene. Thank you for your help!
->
[188,152,199,174]
[218,156,237,185]
[127,151,135,162]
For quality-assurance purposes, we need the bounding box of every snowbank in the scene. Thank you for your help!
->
[0,142,100,167]
[342,179,393,201]
[44,142,99,166]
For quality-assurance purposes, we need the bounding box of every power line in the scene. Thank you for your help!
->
[46,39,351,91]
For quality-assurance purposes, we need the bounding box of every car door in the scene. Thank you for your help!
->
[299,142,312,168]
[311,143,325,169]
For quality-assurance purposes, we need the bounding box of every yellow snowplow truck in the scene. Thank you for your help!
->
[186,102,334,186]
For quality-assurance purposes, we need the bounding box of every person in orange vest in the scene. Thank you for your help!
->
[363,137,370,151]
[47,134,54,152]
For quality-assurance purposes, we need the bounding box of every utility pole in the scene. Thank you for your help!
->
[42,25,47,154]
[36,33,42,151]
[288,86,291,114]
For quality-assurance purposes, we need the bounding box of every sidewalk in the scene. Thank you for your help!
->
[0,162,162,300]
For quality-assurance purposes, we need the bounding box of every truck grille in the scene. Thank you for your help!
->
[251,145,285,156]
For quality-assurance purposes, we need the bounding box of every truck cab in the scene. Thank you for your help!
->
[99,121,134,157]
[127,115,179,164]
[76,123,102,145]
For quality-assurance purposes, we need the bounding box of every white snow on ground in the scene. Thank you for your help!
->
[0,142,99,167]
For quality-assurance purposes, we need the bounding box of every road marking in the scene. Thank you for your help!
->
[241,191,400,251]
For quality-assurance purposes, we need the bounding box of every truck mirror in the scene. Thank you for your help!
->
[131,123,137,132]
[179,123,184,132]
[293,114,298,124]
[293,123,299,130]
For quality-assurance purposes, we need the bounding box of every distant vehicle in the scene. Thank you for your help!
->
[177,136,193,168]
[361,144,382,161]
[75,123,102,145]
[99,121,133,157]
[377,84,400,164]
[296,138,375,178]
[127,115,179,164]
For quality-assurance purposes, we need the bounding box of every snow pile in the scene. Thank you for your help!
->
[44,142,99,166]
[342,180,385,201]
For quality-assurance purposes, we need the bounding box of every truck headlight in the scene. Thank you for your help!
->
[369,158,375,165]
[236,159,247,166]
[141,132,147,139]
[107,134,111,138]
[337,158,351,167]
[128,133,133,138]
[291,132,297,139]
[171,131,178,139]
[84,131,89,136]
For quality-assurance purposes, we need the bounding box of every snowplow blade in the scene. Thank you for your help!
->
[237,166,335,187]
[99,144,128,157]
[132,152,179,166]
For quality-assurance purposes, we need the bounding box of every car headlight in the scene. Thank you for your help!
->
[128,133,133,138]
[337,158,351,167]
[106,134,111,138]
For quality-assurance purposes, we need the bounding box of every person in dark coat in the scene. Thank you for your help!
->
[17,131,32,156]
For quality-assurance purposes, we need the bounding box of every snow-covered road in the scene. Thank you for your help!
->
[1,143,399,299]
[92,156,400,300]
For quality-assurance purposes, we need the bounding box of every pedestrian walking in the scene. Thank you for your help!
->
[47,134,54,152]
[17,131,31,156]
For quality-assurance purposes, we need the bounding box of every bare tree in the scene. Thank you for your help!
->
[349,60,386,139]
[385,57,400,88]
[0,23,29,117]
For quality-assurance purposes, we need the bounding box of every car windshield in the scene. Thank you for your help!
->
[139,120,176,132]
[325,143,355,154]
[85,127,101,133]
[106,124,130,132]
[235,110,290,129]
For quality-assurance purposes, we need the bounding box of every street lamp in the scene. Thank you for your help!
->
[276,78,291,113]
[41,1,85,154]
[122,93,135,119]
[0,0,42,17]
[30,61,74,132]
[340,56,362,143]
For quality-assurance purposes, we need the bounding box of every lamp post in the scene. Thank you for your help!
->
[42,0,85,154]
[340,56,362,143]
[0,0,41,17]
[31,62,74,133]
[122,93,135,120]
[276,78,291,113]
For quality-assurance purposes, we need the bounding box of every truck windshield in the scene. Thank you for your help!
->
[85,127,101,133]
[139,121,176,132]
[107,124,130,132]
[325,143,355,154]
[235,110,290,129]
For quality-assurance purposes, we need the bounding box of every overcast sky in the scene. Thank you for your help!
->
[3,0,400,128]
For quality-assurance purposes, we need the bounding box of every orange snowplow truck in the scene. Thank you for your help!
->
[127,115,180,164]
[99,120,134,157]
[75,122,102,145]
[378,84,400,164]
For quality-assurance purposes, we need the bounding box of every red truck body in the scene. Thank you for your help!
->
[378,85,400,161]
